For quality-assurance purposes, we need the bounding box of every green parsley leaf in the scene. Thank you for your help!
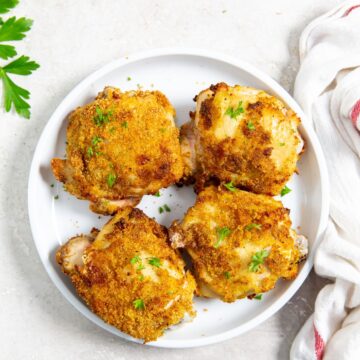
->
[130,255,140,264]
[91,135,102,146]
[0,17,33,42]
[214,227,231,248]
[0,69,29,118]
[154,191,161,197]
[254,294,262,300]
[158,206,164,214]
[224,271,231,279]
[2,55,39,74]
[224,181,237,192]
[133,299,145,310]
[109,126,116,134]
[54,195,59,200]
[0,55,39,118]
[244,223,262,231]
[247,121,255,131]
[280,185,291,197]
[163,204,171,212]
[50,184,54,188]
[248,249,269,272]
[93,106,112,126]
[0,0,19,14]
[225,101,244,119]
[87,146,94,157]
[127,76,131,81]
[107,173,116,187]
[137,264,145,271]
[138,275,144,281]
[279,142,285,146]
[0,44,16,60]
[121,121,128,128]
[148,257,162,268]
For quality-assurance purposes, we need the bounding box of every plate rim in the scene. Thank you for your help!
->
[28,47,329,348]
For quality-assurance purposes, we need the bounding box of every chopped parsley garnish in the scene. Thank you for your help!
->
[154,191,161,197]
[107,173,116,187]
[244,223,262,231]
[137,264,145,271]
[225,101,244,119]
[54,195,59,200]
[127,76,131,81]
[109,126,116,134]
[224,271,231,279]
[121,121,128,128]
[148,257,162,268]
[130,255,140,264]
[247,121,255,131]
[280,185,291,197]
[224,181,237,192]
[91,135,102,146]
[214,227,231,248]
[158,206,164,214]
[87,146,94,157]
[279,142,285,146]
[50,183,54,188]
[159,127,166,133]
[163,204,171,212]
[248,249,269,272]
[138,275,144,281]
[93,106,112,126]
[254,294,262,300]
[133,299,145,310]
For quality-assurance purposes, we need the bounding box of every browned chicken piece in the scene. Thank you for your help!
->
[169,186,307,303]
[180,83,303,195]
[56,207,196,342]
[52,87,183,214]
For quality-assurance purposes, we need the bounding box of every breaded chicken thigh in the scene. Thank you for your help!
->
[56,207,196,342]
[169,186,307,303]
[180,83,303,195]
[52,87,183,214]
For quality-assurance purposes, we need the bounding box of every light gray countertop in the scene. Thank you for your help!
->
[0,1,338,359]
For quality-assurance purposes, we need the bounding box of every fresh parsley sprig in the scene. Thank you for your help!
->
[0,1,39,119]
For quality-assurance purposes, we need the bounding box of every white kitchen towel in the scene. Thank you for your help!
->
[290,2,360,360]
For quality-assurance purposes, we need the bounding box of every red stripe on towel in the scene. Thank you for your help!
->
[351,99,360,129]
[314,325,325,360]
[344,5,360,16]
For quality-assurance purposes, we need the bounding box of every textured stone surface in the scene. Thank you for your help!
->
[0,0,339,358]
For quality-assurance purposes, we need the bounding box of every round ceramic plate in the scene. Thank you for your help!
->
[28,48,329,348]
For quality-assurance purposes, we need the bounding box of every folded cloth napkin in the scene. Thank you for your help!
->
[290,2,360,359]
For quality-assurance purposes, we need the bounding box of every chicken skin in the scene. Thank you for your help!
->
[56,207,196,342]
[169,186,307,303]
[52,87,183,214]
[180,83,303,195]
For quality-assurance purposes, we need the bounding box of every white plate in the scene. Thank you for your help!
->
[28,48,329,348]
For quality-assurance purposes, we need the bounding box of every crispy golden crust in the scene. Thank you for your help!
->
[52,87,184,214]
[169,186,300,303]
[56,208,196,342]
[181,83,302,195]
